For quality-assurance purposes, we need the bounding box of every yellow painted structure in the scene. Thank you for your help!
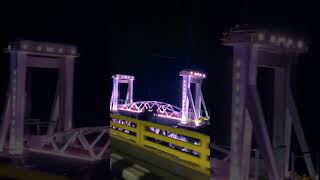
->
[110,113,210,175]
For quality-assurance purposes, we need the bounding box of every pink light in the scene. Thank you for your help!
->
[118,108,142,113]
[157,114,182,121]
[28,148,96,161]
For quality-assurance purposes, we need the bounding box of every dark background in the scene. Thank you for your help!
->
[0,0,318,175]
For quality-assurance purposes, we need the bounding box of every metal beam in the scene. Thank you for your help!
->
[287,90,317,180]
[247,85,280,180]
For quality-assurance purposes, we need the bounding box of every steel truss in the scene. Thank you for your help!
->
[118,101,183,120]
[29,127,109,161]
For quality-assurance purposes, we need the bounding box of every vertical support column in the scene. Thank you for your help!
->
[25,71,32,119]
[195,81,201,118]
[241,109,253,180]
[181,75,189,124]
[126,79,134,104]
[9,52,27,154]
[240,46,258,180]
[61,56,75,131]
[47,84,60,135]
[273,68,288,179]
[0,96,11,151]
[284,105,293,178]
[229,46,250,180]
[288,90,317,180]
[111,77,119,111]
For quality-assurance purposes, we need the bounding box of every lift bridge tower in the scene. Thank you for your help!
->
[110,70,210,127]
[0,40,77,154]
[0,40,109,161]
[223,25,317,180]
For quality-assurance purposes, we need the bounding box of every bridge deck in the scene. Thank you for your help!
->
[111,136,210,180]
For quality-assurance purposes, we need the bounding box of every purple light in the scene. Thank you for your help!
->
[118,108,142,113]
[28,148,96,161]
[157,114,182,121]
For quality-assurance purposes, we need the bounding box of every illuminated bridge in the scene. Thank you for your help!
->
[110,70,211,179]
[0,40,109,179]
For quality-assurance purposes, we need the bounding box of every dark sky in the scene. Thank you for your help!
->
[0,0,318,173]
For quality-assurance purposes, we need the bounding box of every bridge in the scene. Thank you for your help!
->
[0,26,318,180]
[110,25,318,180]
[110,69,211,179]
[0,40,109,179]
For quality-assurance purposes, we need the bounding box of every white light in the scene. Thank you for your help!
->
[297,41,304,49]
[258,33,265,41]
[191,72,193,75]
[270,35,276,43]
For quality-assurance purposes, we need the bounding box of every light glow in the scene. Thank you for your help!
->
[297,41,304,49]
[157,114,182,121]
[118,108,142,113]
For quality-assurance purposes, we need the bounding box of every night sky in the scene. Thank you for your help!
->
[0,0,319,174]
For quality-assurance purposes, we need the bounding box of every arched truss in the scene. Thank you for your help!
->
[118,101,184,120]
[29,126,109,161]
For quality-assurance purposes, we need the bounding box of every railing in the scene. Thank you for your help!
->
[110,113,210,172]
